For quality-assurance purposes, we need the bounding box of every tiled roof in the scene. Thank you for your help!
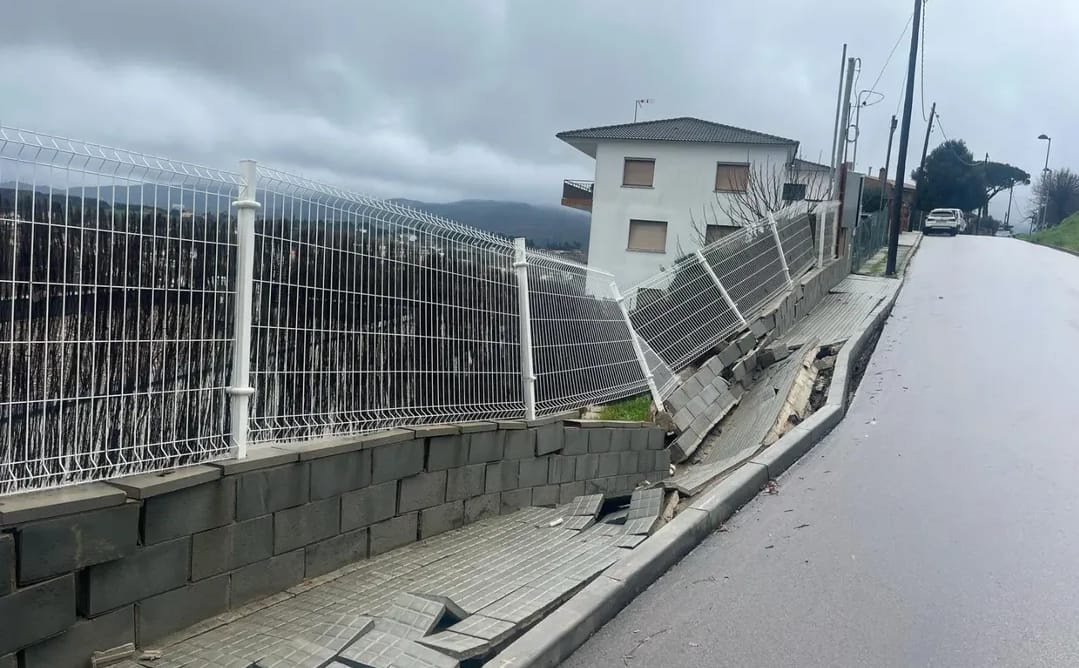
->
[556,117,797,146]
[793,157,832,171]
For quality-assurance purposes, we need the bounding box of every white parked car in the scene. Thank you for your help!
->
[925,208,966,236]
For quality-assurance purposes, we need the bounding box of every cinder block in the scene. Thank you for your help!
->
[587,429,613,453]
[656,449,672,472]
[464,494,500,524]
[305,528,368,578]
[574,454,600,481]
[532,485,559,507]
[500,488,532,514]
[484,461,517,494]
[0,533,14,596]
[548,456,576,485]
[235,463,310,521]
[686,395,708,417]
[137,575,229,646]
[446,464,486,502]
[618,451,639,475]
[371,439,425,484]
[273,497,341,554]
[191,515,273,581]
[694,366,716,385]
[310,450,372,500]
[689,412,713,437]
[626,429,649,452]
[666,386,690,412]
[535,424,564,455]
[744,351,758,373]
[466,431,505,464]
[399,471,448,513]
[419,501,465,539]
[736,332,757,355]
[750,318,769,338]
[369,513,418,556]
[699,383,721,406]
[562,428,588,455]
[501,430,535,460]
[230,549,304,608]
[681,375,705,396]
[17,502,140,585]
[637,450,655,473]
[341,481,398,532]
[427,435,468,471]
[558,481,586,504]
[21,604,133,668]
[609,428,634,452]
[731,359,748,382]
[78,538,189,617]
[518,457,550,488]
[719,341,741,367]
[583,478,607,496]
[647,428,665,450]
[672,409,693,433]
[597,453,621,477]
[142,477,235,544]
[0,574,75,655]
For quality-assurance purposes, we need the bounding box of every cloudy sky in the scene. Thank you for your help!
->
[3,0,1076,222]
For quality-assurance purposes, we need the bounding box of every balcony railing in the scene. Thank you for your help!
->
[561,179,594,212]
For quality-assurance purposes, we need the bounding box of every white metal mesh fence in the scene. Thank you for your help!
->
[774,205,817,278]
[0,128,238,494]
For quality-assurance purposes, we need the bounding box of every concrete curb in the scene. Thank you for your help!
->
[488,270,911,668]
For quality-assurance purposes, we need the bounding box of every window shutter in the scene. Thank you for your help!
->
[627,220,667,252]
[623,159,655,187]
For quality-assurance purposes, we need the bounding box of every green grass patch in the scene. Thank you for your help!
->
[597,393,652,421]
[1022,211,1079,252]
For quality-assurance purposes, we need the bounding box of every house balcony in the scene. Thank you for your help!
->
[561,179,594,212]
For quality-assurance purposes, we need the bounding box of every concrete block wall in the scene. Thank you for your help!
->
[0,417,668,667]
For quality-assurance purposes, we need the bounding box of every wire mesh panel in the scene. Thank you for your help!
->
[850,209,889,272]
[0,127,238,494]
[249,168,523,442]
[774,206,816,277]
[704,223,788,319]
[526,250,654,414]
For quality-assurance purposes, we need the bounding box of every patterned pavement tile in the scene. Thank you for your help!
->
[626,487,664,521]
[417,630,491,660]
[563,494,604,518]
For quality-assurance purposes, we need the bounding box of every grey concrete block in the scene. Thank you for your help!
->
[458,421,499,434]
[371,438,425,484]
[548,456,576,485]
[0,483,126,528]
[108,465,222,500]
[212,447,298,475]
[427,435,468,471]
[699,383,721,406]
[467,430,505,464]
[407,424,460,438]
[495,420,527,430]
[532,485,559,507]
[369,513,418,556]
[399,471,448,513]
[559,481,586,504]
[419,501,465,539]
[587,429,612,453]
[485,461,518,494]
[656,450,672,472]
[141,477,235,544]
[583,478,607,496]
[518,457,550,488]
[562,428,588,455]
[597,452,621,477]
[672,409,693,433]
[609,429,634,452]
[310,449,372,500]
[137,574,229,646]
[78,537,189,617]
[744,351,758,373]
[647,428,665,450]
[666,386,690,412]
[629,429,650,452]
[574,454,599,481]
[689,413,713,437]
[693,366,716,385]
[341,481,398,531]
[637,451,656,473]
[0,654,13,668]
[736,331,757,355]
[230,549,304,608]
[191,515,273,581]
[500,488,532,514]
[22,604,133,668]
[18,501,140,585]
[446,464,486,502]
[618,451,639,475]
[718,341,742,368]
[464,494,500,524]
[274,497,341,554]
[686,395,708,417]
[235,463,309,522]
[731,359,748,382]
[0,534,12,596]
[535,424,564,456]
[0,574,75,655]
[503,430,536,460]
[749,317,769,338]
[305,528,368,578]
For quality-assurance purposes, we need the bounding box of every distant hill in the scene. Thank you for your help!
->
[392,199,590,251]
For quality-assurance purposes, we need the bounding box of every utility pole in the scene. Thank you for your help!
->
[913,102,935,232]
[1004,183,1013,228]
[881,115,898,210]
[833,57,857,192]
[885,0,922,276]
[976,152,989,236]
[828,44,848,197]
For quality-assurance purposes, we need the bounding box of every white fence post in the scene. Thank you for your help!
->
[228,160,260,459]
[694,249,747,327]
[513,238,537,421]
[769,212,793,288]
[817,207,827,268]
[609,281,664,410]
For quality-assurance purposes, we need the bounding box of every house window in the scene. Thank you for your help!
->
[715,163,750,193]
[622,158,655,187]
[627,219,667,252]
[705,224,737,243]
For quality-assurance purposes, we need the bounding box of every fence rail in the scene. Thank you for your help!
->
[851,210,889,272]
[0,126,830,495]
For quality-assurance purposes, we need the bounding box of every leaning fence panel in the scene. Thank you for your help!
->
[247,168,524,442]
[0,127,238,494]
[774,206,817,277]
[704,222,789,319]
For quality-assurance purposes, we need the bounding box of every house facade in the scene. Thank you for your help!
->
[558,117,800,288]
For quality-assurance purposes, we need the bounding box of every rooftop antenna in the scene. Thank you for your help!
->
[634,98,654,122]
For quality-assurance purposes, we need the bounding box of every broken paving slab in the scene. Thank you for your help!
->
[337,629,459,668]
[380,592,460,638]
[446,614,517,645]
[626,487,664,521]
[561,515,595,531]
[417,630,491,661]
[616,534,648,549]
[666,446,760,497]
[562,494,604,518]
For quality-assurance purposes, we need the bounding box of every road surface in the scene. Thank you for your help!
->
[564,237,1079,668]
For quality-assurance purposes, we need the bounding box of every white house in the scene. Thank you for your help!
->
[557,117,801,288]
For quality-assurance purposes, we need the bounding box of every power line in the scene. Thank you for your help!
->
[869,11,915,95]
[933,114,982,165]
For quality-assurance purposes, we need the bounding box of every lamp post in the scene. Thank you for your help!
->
[1037,134,1051,230]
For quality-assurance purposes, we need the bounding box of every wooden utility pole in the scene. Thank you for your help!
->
[885,0,923,276]
[912,103,936,233]
[976,152,989,235]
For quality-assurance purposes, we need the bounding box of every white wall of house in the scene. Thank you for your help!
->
[587,140,795,288]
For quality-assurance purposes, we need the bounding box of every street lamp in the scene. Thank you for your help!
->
[1038,134,1051,230]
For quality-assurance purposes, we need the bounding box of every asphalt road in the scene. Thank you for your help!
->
[564,237,1079,668]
